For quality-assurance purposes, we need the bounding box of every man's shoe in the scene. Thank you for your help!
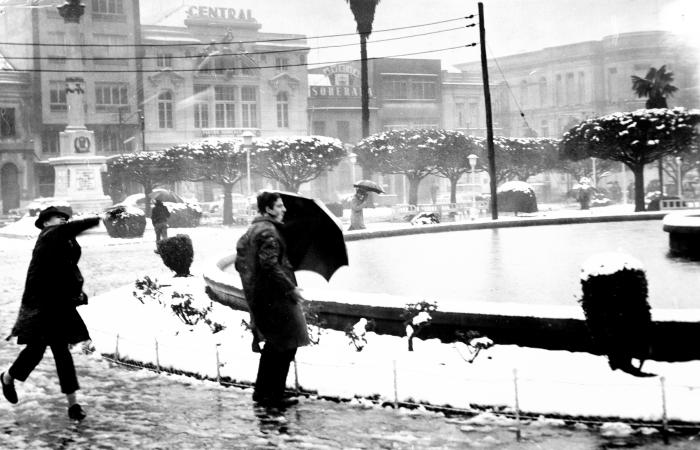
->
[68,404,86,421]
[0,372,18,404]
[254,396,299,409]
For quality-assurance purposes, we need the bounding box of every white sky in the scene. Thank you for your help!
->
[141,0,700,70]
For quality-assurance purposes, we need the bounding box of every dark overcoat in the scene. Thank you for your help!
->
[11,217,100,345]
[235,216,310,350]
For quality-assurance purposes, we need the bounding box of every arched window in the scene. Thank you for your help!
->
[276,92,289,128]
[158,91,173,129]
[538,77,547,107]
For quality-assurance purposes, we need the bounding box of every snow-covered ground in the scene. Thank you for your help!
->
[80,270,700,425]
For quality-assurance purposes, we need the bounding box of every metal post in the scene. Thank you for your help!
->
[676,157,683,198]
[392,360,399,409]
[246,147,251,197]
[155,339,160,373]
[139,110,145,153]
[478,2,498,220]
[115,333,120,360]
[513,368,521,441]
[215,344,221,384]
[660,376,669,444]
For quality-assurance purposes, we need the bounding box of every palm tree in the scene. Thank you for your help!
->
[631,65,679,194]
[631,65,678,108]
[345,0,381,139]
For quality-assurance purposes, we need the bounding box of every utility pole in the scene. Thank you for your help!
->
[139,110,146,153]
[478,2,498,219]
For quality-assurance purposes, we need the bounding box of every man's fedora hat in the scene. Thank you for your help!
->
[35,206,70,229]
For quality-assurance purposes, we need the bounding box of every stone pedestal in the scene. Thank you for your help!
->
[49,128,112,212]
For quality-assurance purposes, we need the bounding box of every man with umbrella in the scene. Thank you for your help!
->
[151,199,170,246]
[348,180,384,231]
[235,191,310,408]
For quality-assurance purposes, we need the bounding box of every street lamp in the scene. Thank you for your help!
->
[241,131,254,198]
[467,154,479,218]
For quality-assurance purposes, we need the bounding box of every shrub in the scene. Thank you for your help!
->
[165,202,202,228]
[157,234,194,277]
[104,205,146,238]
[579,253,653,375]
[496,181,538,214]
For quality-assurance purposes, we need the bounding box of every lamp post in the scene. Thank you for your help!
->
[676,156,683,197]
[468,154,479,218]
[348,152,357,185]
[241,131,254,198]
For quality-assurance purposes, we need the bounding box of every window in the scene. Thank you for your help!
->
[384,79,408,99]
[312,121,326,136]
[157,91,173,129]
[383,77,436,100]
[577,72,585,103]
[455,103,465,127]
[275,57,289,72]
[519,80,528,106]
[565,72,575,105]
[215,86,236,128]
[97,128,120,152]
[156,52,173,68]
[0,108,16,138]
[93,34,128,62]
[240,86,258,128]
[555,74,563,106]
[91,0,124,15]
[49,81,67,111]
[538,77,547,107]
[95,83,128,110]
[276,92,289,128]
[607,67,617,101]
[42,131,59,154]
[337,121,350,143]
[410,80,436,99]
[193,85,209,129]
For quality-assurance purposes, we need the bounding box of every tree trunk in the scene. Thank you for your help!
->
[657,158,664,195]
[407,176,422,206]
[143,184,153,216]
[449,175,459,204]
[222,183,234,226]
[632,164,646,212]
[360,32,370,139]
[284,181,301,193]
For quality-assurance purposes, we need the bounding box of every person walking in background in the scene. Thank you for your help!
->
[151,199,170,245]
[235,191,310,408]
[348,187,371,231]
[1,206,101,421]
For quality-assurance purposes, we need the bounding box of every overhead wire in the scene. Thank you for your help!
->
[0,15,475,48]
[0,24,475,62]
[6,43,479,73]
[486,42,532,132]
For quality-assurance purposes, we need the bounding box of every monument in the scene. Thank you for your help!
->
[48,1,112,212]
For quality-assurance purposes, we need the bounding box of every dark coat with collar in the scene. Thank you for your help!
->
[235,215,310,350]
[10,217,100,345]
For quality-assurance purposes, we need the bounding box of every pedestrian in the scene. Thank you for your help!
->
[348,187,370,231]
[1,206,101,421]
[234,191,310,408]
[151,199,170,246]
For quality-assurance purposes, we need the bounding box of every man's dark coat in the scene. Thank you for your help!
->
[235,216,310,350]
[10,217,100,345]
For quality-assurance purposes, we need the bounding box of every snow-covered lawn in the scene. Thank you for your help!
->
[80,270,700,425]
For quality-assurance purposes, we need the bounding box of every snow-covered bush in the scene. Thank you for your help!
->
[165,202,202,228]
[579,253,653,375]
[345,318,376,352]
[496,181,538,214]
[104,205,146,238]
[402,301,438,351]
[170,291,225,334]
[157,234,194,277]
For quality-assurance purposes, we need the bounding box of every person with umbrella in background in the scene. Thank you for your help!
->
[235,191,310,408]
[1,206,101,421]
[348,180,384,231]
[151,199,170,247]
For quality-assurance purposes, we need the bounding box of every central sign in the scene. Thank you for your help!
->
[185,6,254,21]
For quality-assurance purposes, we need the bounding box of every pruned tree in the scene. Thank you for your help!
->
[354,129,436,205]
[560,108,700,211]
[429,130,485,204]
[107,151,178,216]
[165,137,247,225]
[251,136,346,192]
[494,136,560,182]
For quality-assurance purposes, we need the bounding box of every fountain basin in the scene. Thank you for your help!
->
[663,211,700,259]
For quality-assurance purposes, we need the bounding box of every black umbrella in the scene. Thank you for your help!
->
[353,180,385,194]
[276,191,348,281]
[149,189,184,203]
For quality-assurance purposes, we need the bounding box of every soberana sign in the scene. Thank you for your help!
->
[310,64,372,97]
